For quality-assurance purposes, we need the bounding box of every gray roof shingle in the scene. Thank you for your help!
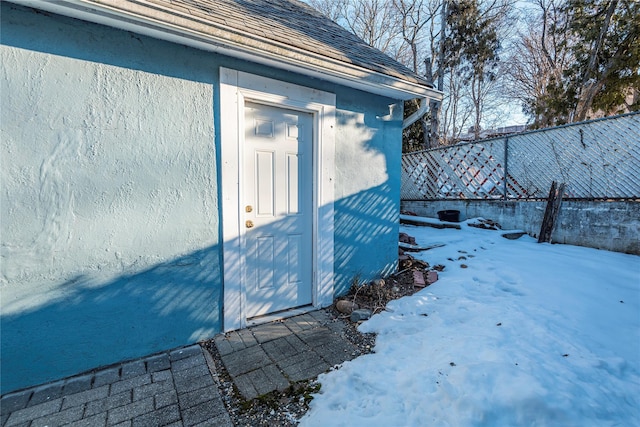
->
[16,0,439,98]
[125,0,432,88]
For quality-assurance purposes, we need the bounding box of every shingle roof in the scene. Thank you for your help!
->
[14,0,441,99]
[156,0,431,87]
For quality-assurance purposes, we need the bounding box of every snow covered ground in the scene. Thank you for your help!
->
[301,218,640,426]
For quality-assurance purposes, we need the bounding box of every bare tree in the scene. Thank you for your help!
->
[346,0,404,56]
[442,0,514,141]
[307,0,346,22]
[309,0,518,147]
[429,0,447,147]
[394,0,441,148]
[441,70,474,143]
[505,0,571,127]
[393,0,438,73]
[310,0,405,59]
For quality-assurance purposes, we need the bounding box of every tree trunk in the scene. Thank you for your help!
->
[421,114,431,149]
[574,80,605,122]
[574,0,618,122]
[426,1,447,148]
[473,75,482,140]
[429,100,440,148]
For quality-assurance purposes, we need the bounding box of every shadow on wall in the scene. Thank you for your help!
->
[1,180,400,394]
[0,246,222,394]
[331,98,402,297]
[240,183,401,317]
[333,183,399,296]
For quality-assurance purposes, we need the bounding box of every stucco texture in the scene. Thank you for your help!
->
[332,96,402,295]
[1,4,221,393]
[0,3,402,393]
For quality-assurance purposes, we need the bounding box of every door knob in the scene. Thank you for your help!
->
[246,220,254,228]
[245,205,253,213]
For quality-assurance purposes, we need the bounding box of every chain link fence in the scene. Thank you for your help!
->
[401,112,640,201]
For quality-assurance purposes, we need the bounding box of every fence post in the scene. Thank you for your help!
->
[503,137,509,200]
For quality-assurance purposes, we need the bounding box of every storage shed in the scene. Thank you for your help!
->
[0,0,441,393]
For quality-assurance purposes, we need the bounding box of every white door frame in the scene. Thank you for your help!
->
[220,68,336,332]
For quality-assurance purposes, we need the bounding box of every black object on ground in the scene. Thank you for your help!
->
[437,210,460,222]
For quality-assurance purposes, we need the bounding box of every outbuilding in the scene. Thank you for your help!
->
[0,0,441,393]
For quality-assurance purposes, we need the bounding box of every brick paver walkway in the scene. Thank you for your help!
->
[1,309,361,426]
[1,345,232,427]
[214,310,358,400]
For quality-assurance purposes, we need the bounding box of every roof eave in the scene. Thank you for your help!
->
[10,0,443,101]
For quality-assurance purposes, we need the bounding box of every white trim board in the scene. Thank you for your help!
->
[220,68,336,332]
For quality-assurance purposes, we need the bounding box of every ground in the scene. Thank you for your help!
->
[201,254,434,426]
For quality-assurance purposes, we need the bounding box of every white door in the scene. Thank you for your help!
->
[243,102,313,318]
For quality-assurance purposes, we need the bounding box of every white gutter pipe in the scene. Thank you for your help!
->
[402,97,429,130]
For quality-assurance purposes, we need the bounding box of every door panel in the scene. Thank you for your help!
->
[244,102,313,318]
[255,151,275,216]
[287,234,302,284]
[255,236,274,290]
[286,153,300,215]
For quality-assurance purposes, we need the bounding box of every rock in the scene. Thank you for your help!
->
[398,232,416,245]
[350,309,372,322]
[501,231,527,240]
[413,270,426,287]
[336,300,359,314]
[372,279,385,287]
[426,270,438,284]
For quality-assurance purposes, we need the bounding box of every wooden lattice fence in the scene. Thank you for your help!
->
[401,112,640,200]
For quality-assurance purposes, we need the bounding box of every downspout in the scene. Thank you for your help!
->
[402,97,429,130]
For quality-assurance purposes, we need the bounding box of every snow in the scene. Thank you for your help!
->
[301,218,640,426]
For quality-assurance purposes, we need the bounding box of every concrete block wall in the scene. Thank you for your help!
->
[401,200,640,255]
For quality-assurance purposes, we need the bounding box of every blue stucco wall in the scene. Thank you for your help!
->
[0,3,402,393]
[1,3,223,394]
[332,95,402,295]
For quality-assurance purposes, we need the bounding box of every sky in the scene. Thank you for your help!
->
[300,217,640,426]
